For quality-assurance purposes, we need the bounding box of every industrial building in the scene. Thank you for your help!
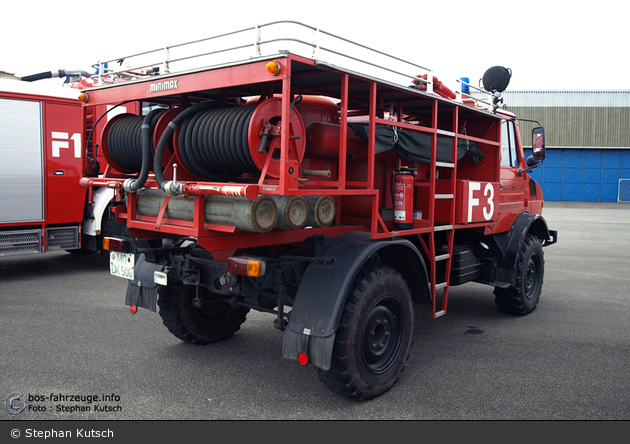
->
[502,90,630,202]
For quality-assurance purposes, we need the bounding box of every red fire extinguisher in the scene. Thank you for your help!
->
[392,167,417,229]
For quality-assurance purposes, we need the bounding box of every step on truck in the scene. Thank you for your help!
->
[79,21,557,400]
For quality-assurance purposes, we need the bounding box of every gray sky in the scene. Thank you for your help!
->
[2,0,627,91]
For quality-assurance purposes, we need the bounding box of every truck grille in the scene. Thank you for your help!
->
[46,227,80,251]
[0,229,43,256]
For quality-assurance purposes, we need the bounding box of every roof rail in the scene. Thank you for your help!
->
[92,20,492,107]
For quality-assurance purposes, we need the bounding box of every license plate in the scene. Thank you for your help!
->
[110,252,135,280]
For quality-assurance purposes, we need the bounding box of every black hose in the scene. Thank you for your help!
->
[290,94,303,114]
[181,107,218,177]
[154,101,292,189]
[153,102,226,190]
[21,69,93,82]
[107,115,144,171]
[20,71,54,82]
[84,100,134,173]
[131,108,167,191]
[106,109,166,176]
[175,105,257,180]
[110,102,268,190]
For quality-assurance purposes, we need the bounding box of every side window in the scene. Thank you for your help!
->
[501,119,519,168]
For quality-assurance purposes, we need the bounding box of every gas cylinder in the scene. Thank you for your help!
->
[393,167,417,229]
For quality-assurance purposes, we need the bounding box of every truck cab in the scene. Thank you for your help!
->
[498,111,546,231]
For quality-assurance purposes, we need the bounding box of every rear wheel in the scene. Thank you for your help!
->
[494,233,544,315]
[317,264,414,400]
[158,283,249,344]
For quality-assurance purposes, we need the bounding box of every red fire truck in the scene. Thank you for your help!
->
[0,71,135,258]
[79,22,557,399]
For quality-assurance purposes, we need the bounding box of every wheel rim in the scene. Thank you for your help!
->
[524,254,540,300]
[362,297,404,374]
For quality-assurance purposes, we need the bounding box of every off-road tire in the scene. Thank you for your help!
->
[494,233,544,315]
[317,264,414,400]
[158,282,249,344]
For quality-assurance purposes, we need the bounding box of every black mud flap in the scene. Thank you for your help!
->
[124,254,167,312]
[281,231,427,370]
[282,330,336,370]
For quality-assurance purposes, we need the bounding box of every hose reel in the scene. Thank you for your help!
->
[102,108,167,173]
[101,97,306,180]
[101,97,335,233]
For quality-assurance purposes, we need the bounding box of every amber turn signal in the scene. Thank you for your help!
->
[265,61,282,76]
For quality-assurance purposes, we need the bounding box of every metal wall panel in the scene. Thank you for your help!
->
[0,98,44,223]
[536,150,561,201]
[490,91,630,148]
[603,151,622,201]
[526,148,630,201]
[503,91,630,108]
[502,91,630,201]
[562,149,582,201]
[509,106,630,148]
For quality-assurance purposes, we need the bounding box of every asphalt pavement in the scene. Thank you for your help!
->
[1,202,629,421]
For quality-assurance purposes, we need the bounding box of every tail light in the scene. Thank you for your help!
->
[103,237,129,253]
[227,257,266,277]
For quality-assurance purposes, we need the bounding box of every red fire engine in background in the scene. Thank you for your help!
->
[0,70,133,257]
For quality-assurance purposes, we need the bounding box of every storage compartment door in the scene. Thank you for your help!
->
[0,98,43,223]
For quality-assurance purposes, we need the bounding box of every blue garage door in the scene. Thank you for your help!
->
[525,149,630,202]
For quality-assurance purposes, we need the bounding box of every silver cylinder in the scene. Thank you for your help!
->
[271,195,309,230]
[136,189,278,233]
[305,195,336,228]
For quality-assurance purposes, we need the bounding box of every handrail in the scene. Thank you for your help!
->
[90,20,493,107]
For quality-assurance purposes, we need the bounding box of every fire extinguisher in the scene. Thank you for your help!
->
[392,167,417,229]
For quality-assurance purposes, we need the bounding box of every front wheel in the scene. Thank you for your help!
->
[317,264,414,400]
[494,233,544,315]
[158,283,249,344]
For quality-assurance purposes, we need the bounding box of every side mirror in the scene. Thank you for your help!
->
[532,127,545,161]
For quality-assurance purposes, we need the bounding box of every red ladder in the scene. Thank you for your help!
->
[424,126,458,319]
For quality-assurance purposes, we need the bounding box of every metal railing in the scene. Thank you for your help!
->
[92,20,493,107]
